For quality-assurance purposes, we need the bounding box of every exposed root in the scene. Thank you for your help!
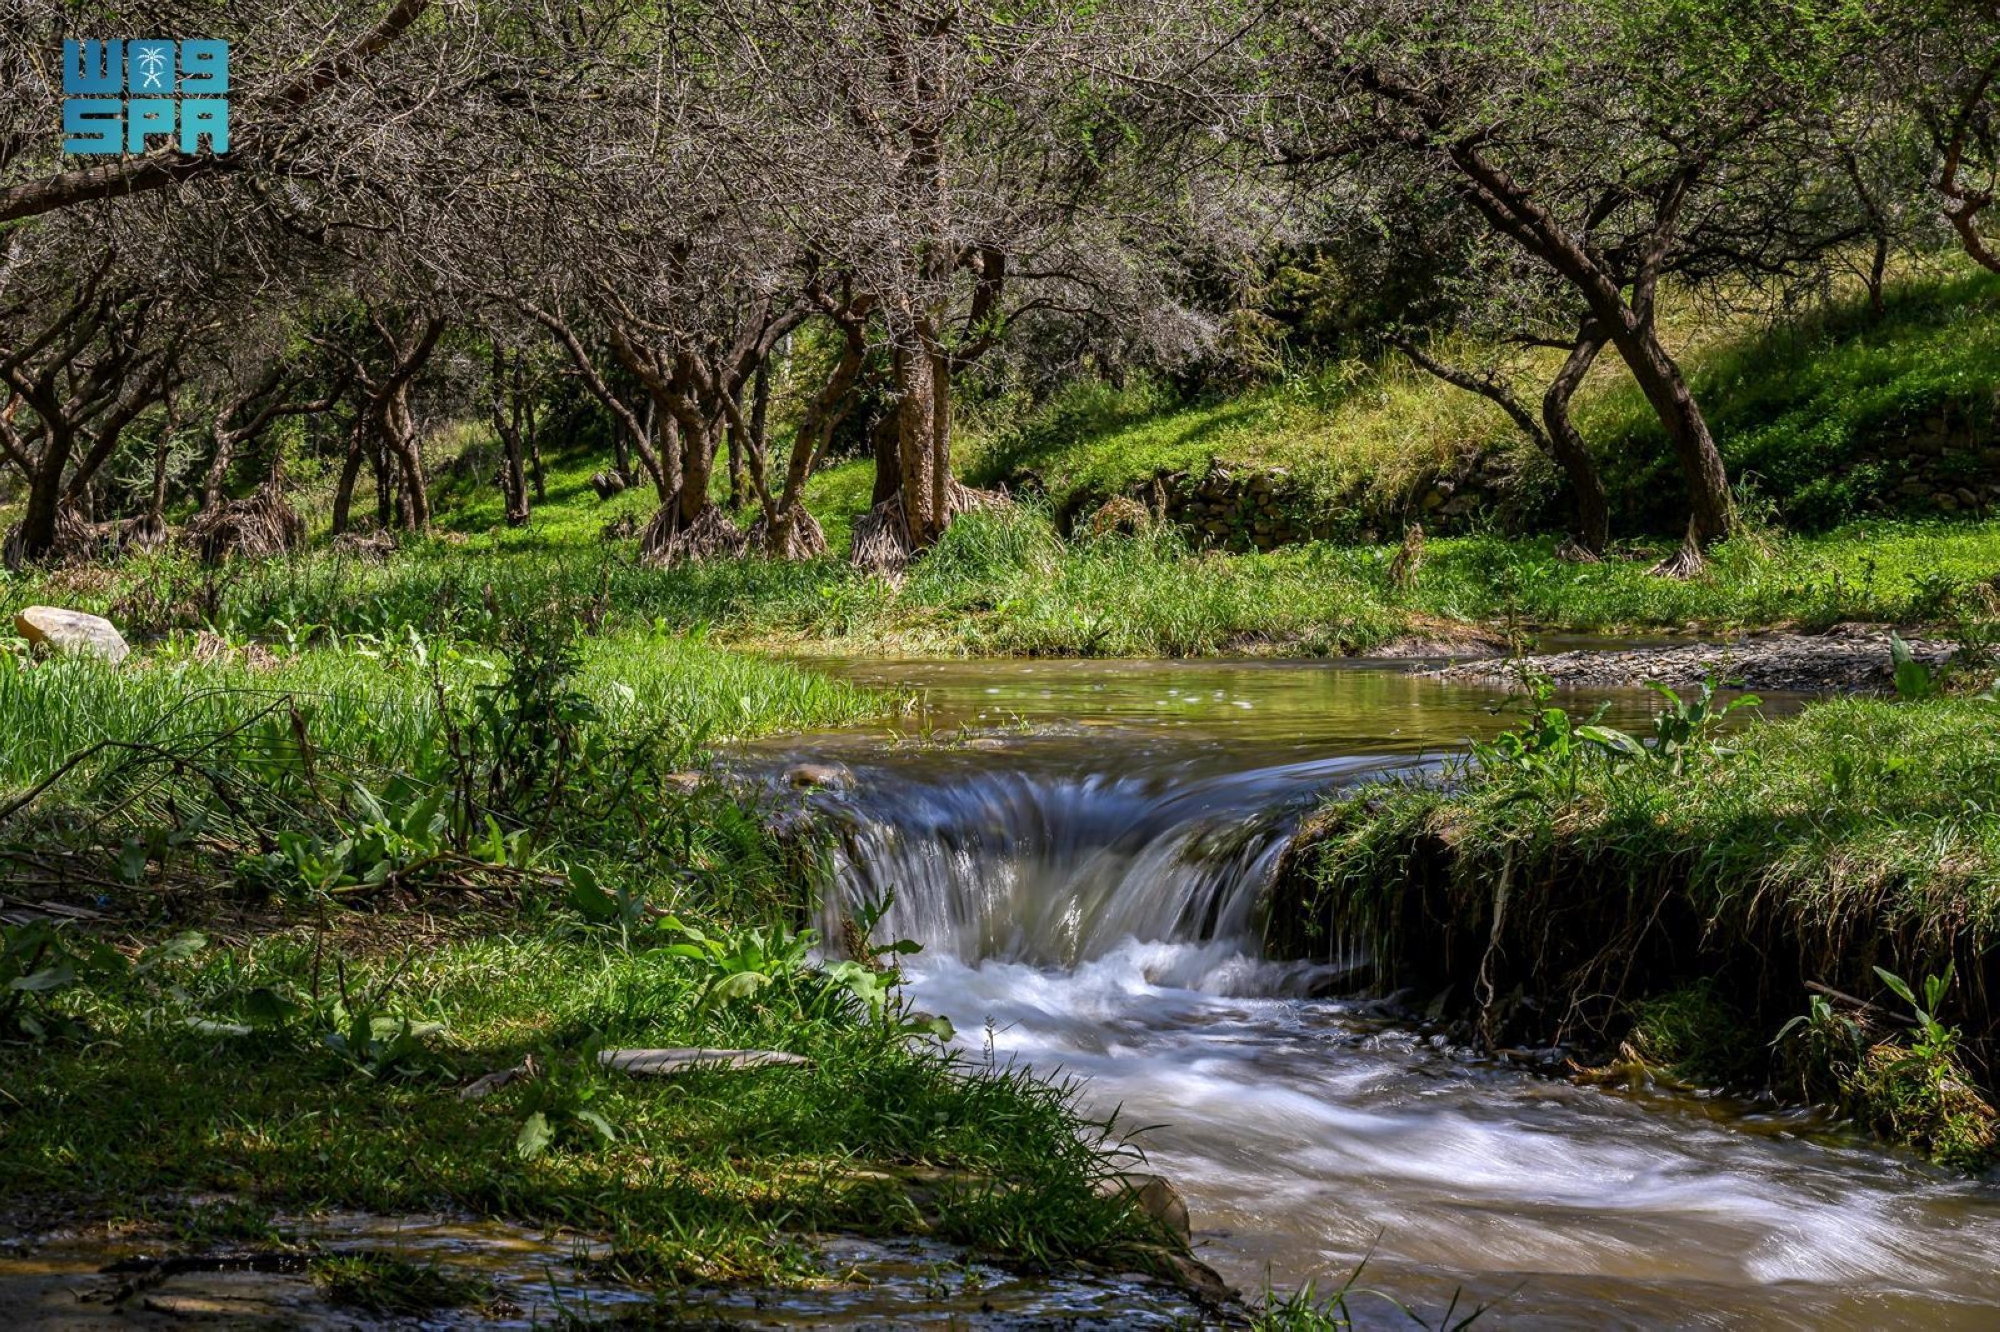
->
[1647,542,1706,579]
[850,482,1008,576]
[745,505,827,560]
[184,483,306,564]
[638,503,747,567]
[1554,538,1602,564]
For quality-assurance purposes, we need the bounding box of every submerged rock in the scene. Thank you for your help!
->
[1099,1172,1192,1244]
[784,760,854,791]
[14,606,129,664]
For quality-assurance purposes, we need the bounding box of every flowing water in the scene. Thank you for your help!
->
[748,658,2000,1327]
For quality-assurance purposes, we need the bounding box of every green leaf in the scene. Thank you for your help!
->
[9,962,75,994]
[573,1108,617,1144]
[137,931,207,972]
[1874,966,1917,1009]
[1576,724,1643,756]
[705,972,772,1005]
[186,1017,255,1037]
[516,1111,554,1161]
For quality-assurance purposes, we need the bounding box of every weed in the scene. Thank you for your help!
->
[312,1252,496,1316]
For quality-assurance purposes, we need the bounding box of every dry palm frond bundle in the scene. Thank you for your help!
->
[2,505,113,571]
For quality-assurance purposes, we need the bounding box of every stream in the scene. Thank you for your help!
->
[749,657,2000,1327]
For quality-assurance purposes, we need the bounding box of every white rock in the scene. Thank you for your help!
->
[15,606,129,663]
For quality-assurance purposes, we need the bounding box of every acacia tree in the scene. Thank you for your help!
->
[704,0,1216,566]
[198,343,347,512]
[1875,0,2000,273]
[0,234,184,563]
[1273,0,1867,571]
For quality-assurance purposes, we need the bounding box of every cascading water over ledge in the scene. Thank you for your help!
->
[782,750,1401,974]
[733,658,2000,1324]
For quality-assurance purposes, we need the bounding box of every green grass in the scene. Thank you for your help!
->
[0,606,1174,1296]
[8,505,2000,666]
[959,264,2000,534]
[0,918,1163,1285]
[1271,689,2000,1162]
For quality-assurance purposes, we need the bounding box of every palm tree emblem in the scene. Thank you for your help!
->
[134,44,170,91]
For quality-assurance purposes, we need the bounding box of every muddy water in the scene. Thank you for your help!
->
[753,658,2000,1327]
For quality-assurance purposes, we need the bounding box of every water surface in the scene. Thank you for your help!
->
[748,658,2000,1327]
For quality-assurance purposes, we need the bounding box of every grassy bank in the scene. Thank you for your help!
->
[9,505,2000,662]
[962,265,2000,534]
[1268,684,2000,1166]
[0,618,1188,1308]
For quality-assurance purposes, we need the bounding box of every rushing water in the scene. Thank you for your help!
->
[748,658,2000,1327]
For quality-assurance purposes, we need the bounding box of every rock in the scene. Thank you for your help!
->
[1099,1172,1192,1243]
[784,760,853,791]
[14,606,129,664]
[599,1047,812,1076]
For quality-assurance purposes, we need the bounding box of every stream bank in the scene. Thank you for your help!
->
[1265,690,2000,1170]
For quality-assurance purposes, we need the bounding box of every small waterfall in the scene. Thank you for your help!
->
[795,751,1402,970]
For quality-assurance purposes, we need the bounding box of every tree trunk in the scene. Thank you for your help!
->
[1543,331,1610,557]
[331,420,365,536]
[372,437,394,530]
[202,424,240,512]
[726,420,746,509]
[870,412,901,505]
[527,399,546,501]
[15,448,70,562]
[892,339,942,549]
[678,418,720,525]
[1606,320,1734,568]
[767,335,865,555]
[377,383,429,531]
[490,347,530,526]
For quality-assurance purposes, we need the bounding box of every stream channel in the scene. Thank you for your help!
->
[742,656,2000,1328]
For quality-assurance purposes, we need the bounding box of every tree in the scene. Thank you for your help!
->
[1273,0,1869,571]
[1878,0,2000,273]
[0,1,437,224]
[708,0,1218,566]
[317,305,446,535]
[199,346,347,512]
[0,238,182,563]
